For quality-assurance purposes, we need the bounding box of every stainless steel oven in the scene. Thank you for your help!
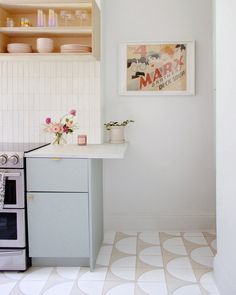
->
[0,142,48,271]
[0,209,25,248]
[3,169,24,209]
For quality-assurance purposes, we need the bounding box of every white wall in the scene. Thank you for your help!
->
[214,0,236,293]
[0,59,101,144]
[102,0,215,230]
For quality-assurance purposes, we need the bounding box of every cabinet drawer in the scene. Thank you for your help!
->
[26,158,88,192]
[27,192,89,258]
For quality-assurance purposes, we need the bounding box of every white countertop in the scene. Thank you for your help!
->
[24,143,128,159]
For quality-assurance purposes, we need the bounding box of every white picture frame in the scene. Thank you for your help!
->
[119,41,195,96]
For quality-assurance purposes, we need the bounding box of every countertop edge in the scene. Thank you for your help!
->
[24,143,128,159]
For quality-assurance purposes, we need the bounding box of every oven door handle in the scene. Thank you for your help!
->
[0,250,23,256]
[5,172,21,177]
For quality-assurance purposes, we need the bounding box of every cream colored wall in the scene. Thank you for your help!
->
[102,0,215,230]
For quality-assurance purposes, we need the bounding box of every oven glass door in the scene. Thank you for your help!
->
[0,209,25,248]
[3,170,24,209]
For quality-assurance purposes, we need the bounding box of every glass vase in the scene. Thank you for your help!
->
[52,133,67,145]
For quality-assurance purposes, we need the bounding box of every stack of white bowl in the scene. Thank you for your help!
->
[61,44,92,53]
[37,38,54,53]
[7,43,32,53]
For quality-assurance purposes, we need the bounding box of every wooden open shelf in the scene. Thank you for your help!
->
[0,0,100,59]
[0,26,93,36]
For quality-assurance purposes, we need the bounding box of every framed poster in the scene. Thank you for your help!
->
[119,41,195,95]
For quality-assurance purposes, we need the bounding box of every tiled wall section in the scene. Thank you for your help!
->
[0,60,101,144]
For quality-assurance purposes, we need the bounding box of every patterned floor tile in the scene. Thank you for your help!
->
[0,231,219,295]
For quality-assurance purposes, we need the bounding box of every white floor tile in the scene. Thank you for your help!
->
[110,256,136,269]
[19,280,48,295]
[115,237,137,255]
[96,246,113,266]
[139,255,163,267]
[139,232,160,245]
[137,282,168,295]
[139,246,162,256]
[56,267,80,280]
[163,243,187,256]
[200,272,220,294]
[78,268,107,281]
[167,268,197,283]
[106,283,135,295]
[43,282,74,295]
[163,237,184,245]
[0,282,17,295]
[172,284,202,295]
[78,280,105,295]
[138,269,166,282]
[110,267,136,281]
[166,257,193,269]
[103,231,116,244]
[183,235,208,245]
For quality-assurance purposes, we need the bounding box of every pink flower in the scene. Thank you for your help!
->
[50,123,63,134]
[45,117,51,124]
[70,109,77,116]
[63,125,69,133]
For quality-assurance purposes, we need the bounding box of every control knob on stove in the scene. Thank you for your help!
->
[8,154,20,165]
[0,154,8,165]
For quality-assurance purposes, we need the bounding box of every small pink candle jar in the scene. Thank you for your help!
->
[78,135,87,146]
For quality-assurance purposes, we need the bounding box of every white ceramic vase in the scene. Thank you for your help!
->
[109,126,125,143]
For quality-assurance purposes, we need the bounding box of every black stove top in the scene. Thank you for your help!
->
[0,142,49,153]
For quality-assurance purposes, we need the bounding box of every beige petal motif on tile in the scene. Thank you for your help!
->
[139,232,160,244]
[163,239,187,255]
[115,237,137,255]
[163,231,181,236]
[190,248,214,267]
[200,272,220,294]
[183,232,204,237]
[78,281,105,295]
[120,231,137,236]
[56,267,80,280]
[106,283,135,295]
[137,282,168,295]
[172,284,202,295]
[0,282,17,295]
[183,235,208,245]
[43,282,74,295]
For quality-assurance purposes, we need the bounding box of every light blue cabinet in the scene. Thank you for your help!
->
[26,158,103,270]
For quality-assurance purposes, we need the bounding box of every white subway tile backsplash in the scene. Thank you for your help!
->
[0,60,101,144]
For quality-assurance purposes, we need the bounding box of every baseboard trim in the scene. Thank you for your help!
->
[104,214,216,231]
[214,255,236,295]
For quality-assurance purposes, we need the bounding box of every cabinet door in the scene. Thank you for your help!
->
[26,158,88,192]
[27,192,89,258]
